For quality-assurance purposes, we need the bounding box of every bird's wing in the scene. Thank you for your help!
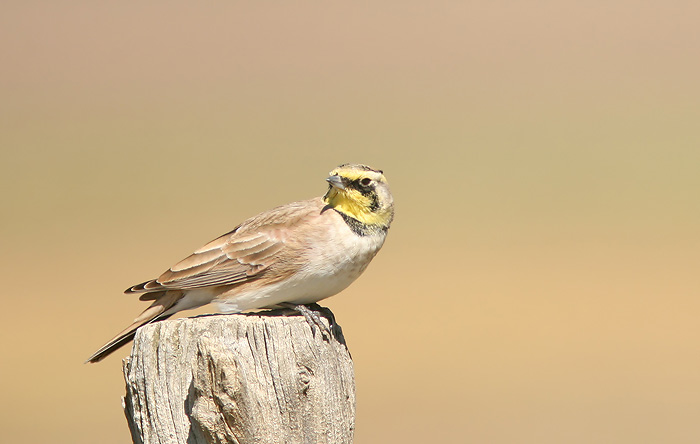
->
[126,229,285,294]
[125,199,321,295]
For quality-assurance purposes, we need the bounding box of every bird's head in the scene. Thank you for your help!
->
[323,164,394,230]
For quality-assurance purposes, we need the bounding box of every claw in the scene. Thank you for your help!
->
[279,303,339,341]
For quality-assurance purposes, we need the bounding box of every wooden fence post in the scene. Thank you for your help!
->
[121,311,355,444]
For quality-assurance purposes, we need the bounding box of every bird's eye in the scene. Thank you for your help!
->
[360,178,372,186]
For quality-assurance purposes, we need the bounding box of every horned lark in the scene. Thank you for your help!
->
[87,164,393,363]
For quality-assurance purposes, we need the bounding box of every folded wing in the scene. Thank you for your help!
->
[126,228,285,296]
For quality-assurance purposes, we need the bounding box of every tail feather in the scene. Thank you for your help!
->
[85,291,183,363]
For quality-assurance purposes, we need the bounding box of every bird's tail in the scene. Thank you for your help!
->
[85,291,183,363]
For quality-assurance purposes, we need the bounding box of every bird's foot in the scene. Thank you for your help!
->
[279,303,344,342]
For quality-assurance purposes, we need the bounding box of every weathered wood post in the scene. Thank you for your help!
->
[122,311,355,444]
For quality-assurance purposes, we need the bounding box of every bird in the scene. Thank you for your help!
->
[86,163,394,363]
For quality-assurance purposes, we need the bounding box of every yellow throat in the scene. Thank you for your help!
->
[324,185,392,227]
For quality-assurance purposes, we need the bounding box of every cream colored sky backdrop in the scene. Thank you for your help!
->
[2,2,700,443]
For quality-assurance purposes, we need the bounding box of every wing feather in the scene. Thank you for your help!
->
[155,232,282,289]
[124,198,322,295]
[169,248,223,272]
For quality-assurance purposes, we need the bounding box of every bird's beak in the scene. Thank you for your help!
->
[326,175,346,190]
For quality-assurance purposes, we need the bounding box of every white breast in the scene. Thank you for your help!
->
[216,219,386,313]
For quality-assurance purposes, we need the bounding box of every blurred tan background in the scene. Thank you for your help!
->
[2,2,699,443]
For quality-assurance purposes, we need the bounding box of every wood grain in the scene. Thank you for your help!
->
[122,311,355,444]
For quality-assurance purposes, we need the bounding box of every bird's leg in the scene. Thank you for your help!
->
[279,303,335,341]
[307,303,345,342]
